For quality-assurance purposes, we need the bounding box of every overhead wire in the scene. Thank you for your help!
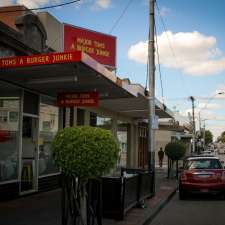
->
[0,0,82,13]
[154,20,164,104]
[145,16,150,92]
[109,0,133,34]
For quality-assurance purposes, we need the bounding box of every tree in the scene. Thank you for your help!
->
[165,141,186,179]
[51,126,120,225]
[165,141,186,161]
[217,131,225,143]
[205,130,213,145]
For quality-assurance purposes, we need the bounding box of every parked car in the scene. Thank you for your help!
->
[179,156,225,200]
[218,148,225,154]
[202,150,213,155]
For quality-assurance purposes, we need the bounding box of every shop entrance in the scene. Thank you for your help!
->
[20,115,38,193]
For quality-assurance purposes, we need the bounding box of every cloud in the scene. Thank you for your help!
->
[211,87,225,99]
[180,104,225,136]
[197,102,224,111]
[0,0,14,6]
[206,123,225,140]
[181,103,223,121]
[0,0,110,11]
[158,6,171,17]
[128,31,225,76]
[16,0,52,9]
[93,0,111,9]
[128,41,148,64]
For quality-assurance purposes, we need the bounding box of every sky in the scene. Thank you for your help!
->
[1,0,225,139]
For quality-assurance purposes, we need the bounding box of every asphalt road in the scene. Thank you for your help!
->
[149,192,225,225]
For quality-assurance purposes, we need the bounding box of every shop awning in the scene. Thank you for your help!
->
[0,51,173,119]
[100,94,173,119]
[0,51,136,99]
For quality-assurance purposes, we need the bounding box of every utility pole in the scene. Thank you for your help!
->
[198,112,201,151]
[148,0,155,192]
[198,112,201,135]
[203,120,206,150]
[190,96,196,152]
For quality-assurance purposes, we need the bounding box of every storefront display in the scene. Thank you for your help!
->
[117,121,128,168]
[39,102,59,176]
[0,98,19,182]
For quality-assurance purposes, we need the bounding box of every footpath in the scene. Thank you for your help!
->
[103,167,178,225]
[0,168,177,225]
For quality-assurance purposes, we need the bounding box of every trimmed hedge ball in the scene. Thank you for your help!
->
[165,141,186,160]
[51,126,120,179]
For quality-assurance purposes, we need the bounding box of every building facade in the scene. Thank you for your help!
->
[0,5,174,200]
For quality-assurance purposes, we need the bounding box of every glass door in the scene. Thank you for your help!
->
[20,115,38,193]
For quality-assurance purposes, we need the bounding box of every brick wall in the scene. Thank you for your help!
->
[0,5,28,30]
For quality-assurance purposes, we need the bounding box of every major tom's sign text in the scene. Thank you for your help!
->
[57,92,99,107]
[64,24,116,68]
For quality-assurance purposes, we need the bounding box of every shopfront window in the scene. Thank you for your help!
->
[0,98,19,182]
[39,102,59,176]
[90,112,112,130]
[0,46,16,58]
[117,121,128,168]
[97,116,112,130]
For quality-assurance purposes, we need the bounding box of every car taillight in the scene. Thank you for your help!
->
[180,173,187,181]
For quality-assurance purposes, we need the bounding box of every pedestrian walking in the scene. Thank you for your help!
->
[158,147,164,168]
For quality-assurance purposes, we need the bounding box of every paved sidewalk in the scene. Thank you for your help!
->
[103,168,177,225]
[0,168,177,225]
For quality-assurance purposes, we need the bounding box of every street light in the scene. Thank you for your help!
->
[189,96,196,153]
[198,91,225,150]
[200,91,225,112]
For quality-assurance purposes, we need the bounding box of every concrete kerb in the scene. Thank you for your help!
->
[143,186,178,225]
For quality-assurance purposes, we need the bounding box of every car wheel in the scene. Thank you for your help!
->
[179,187,187,200]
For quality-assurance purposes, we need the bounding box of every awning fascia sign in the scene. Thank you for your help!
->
[0,51,82,68]
[57,91,99,107]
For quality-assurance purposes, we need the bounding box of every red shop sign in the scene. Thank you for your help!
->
[64,24,116,68]
[57,92,99,107]
[0,52,81,68]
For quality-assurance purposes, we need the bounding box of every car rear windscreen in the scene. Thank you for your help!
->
[185,159,222,170]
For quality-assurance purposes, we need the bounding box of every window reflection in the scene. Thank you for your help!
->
[96,117,112,130]
[90,112,112,130]
[117,121,128,168]
[39,103,59,176]
[0,98,19,182]
[0,46,16,57]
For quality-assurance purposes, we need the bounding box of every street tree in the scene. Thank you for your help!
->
[217,131,225,143]
[165,141,186,178]
[51,126,120,225]
[205,130,213,145]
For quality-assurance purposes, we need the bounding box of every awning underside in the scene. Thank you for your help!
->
[100,95,173,119]
[0,61,173,119]
[0,62,132,99]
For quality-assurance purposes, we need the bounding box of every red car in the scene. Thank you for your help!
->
[179,156,225,199]
[0,130,11,142]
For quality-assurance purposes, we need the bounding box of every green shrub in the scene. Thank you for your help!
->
[165,141,186,160]
[51,126,120,179]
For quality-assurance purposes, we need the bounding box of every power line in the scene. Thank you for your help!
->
[109,0,133,34]
[154,21,164,104]
[0,0,81,13]
[145,17,150,91]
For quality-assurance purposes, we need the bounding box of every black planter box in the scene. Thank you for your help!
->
[101,168,154,220]
[121,168,154,202]
[101,174,139,220]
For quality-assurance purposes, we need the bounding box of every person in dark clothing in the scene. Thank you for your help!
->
[158,147,164,168]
